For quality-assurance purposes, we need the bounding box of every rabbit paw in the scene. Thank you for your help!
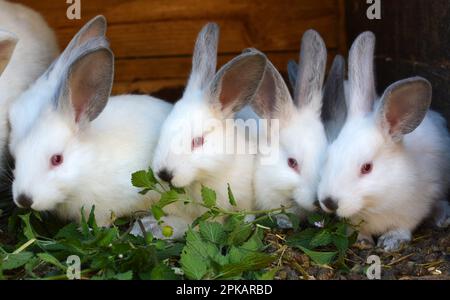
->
[434,200,450,228]
[354,233,375,249]
[377,229,411,252]
[275,214,293,229]
[130,216,164,239]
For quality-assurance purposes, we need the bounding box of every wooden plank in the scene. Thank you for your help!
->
[13,0,338,28]
[346,0,450,126]
[55,17,338,58]
[112,49,339,97]
[114,50,338,82]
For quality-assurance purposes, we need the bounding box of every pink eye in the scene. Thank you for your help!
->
[360,162,373,175]
[51,154,63,167]
[288,157,299,171]
[191,136,204,150]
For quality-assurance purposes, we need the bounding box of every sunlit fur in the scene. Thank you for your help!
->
[13,95,171,226]
[319,105,450,238]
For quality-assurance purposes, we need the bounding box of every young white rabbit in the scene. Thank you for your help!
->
[148,23,267,238]
[0,0,58,176]
[10,16,172,226]
[250,30,328,223]
[317,31,450,251]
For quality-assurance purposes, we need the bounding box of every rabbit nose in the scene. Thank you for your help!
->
[322,197,338,212]
[17,194,33,209]
[157,169,173,183]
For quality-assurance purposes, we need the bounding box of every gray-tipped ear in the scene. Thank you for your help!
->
[251,60,295,125]
[322,55,347,141]
[62,15,107,59]
[59,48,114,124]
[377,77,431,141]
[0,31,18,76]
[186,23,219,91]
[294,30,327,110]
[287,60,298,91]
[209,52,267,117]
[348,31,376,117]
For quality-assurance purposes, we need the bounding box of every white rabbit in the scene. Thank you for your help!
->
[250,30,328,224]
[317,31,450,251]
[10,16,172,226]
[148,23,267,239]
[0,0,58,176]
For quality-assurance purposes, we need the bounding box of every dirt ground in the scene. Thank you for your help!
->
[267,225,450,280]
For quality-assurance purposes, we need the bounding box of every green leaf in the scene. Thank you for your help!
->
[97,227,119,247]
[285,213,300,230]
[151,205,165,221]
[227,224,253,246]
[131,170,153,188]
[87,206,99,234]
[298,246,337,265]
[286,228,318,248]
[149,263,179,280]
[37,253,67,271]
[201,186,216,208]
[1,252,34,270]
[199,222,226,244]
[114,271,133,280]
[219,253,275,279]
[241,228,264,252]
[159,190,179,208]
[18,214,35,240]
[54,223,83,240]
[180,249,207,280]
[227,184,237,206]
[257,267,280,280]
[310,229,333,248]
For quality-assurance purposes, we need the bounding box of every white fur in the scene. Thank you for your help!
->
[318,32,450,251]
[10,17,173,226]
[0,0,58,173]
[151,24,266,238]
[252,30,328,218]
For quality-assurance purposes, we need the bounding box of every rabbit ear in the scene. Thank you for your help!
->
[186,23,219,92]
[322,55,347,139]
[294,30,327,111]
[58,47,114,124]
[0,30,18,76]
[251,59,295,125]
[376,77,431,142]
[62,15,107,58]
[348,31,376,118]
[287,60,298,91]
[208,52,267,118]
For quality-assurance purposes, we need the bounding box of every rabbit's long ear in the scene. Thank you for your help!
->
[322,55,347,141]
[208,52,267,118]
[348,31,376,118]
[376,77,431,142]
[0,30,18,76]
[287,60,298,91]
[294,30,327,112]
[251,59,295,126]
[57,46,114,125]
[186,23,219,92]
[62,15,107,59]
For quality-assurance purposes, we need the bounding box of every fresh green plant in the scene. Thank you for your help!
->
[0,167,359,280]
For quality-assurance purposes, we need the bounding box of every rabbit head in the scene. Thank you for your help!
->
[152,23,267,188]
[11,16,114,211]
[318,32,432,218]
[252,30,328,211]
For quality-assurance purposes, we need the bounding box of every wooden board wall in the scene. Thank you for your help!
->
[12,0,346,100]
[346,0,450,125]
